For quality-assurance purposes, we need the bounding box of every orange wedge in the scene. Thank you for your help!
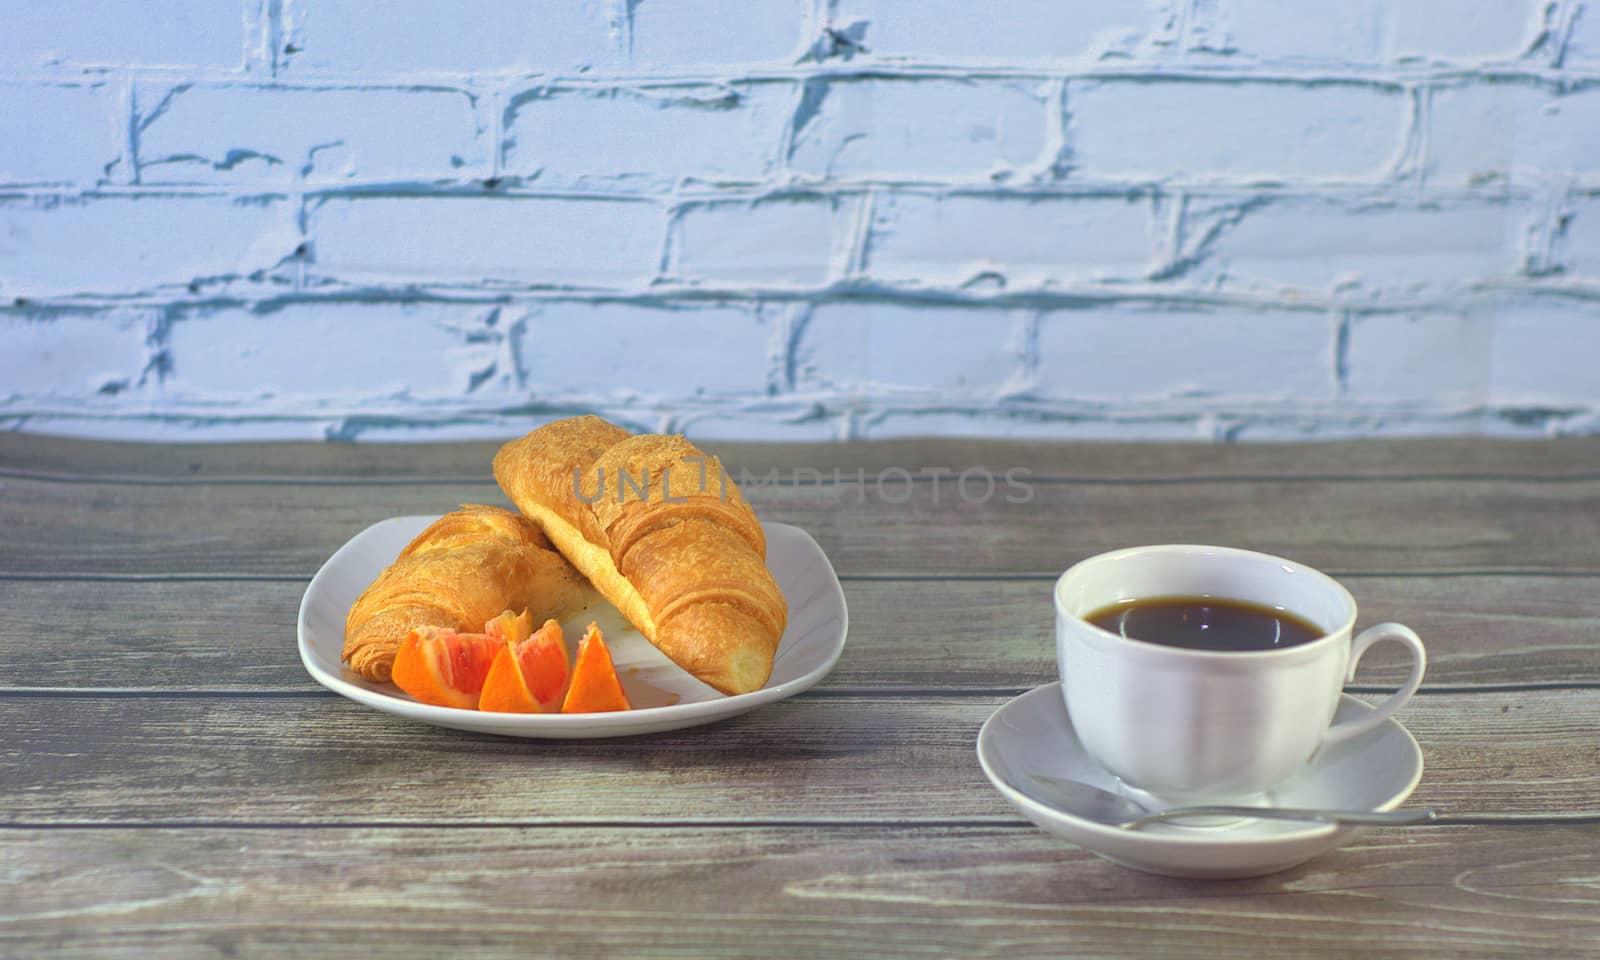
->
[561,623,631,713]
[391,626,500,709]
[479,619,570,714]
[484,608,535,646]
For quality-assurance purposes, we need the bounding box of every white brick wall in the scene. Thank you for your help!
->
[1035,308,1335,401]
[2,0,1598,441]
[279,0,615,74]
[0,0,246,69]
[864,192,1153,287]
[136,84,486,185]
[787,78,1051,179]
[1066,80,1412,182]
[0,82,118,185]
[309,195,665,287]
[671,194,848,285]
[1,195,299,297]
[501,83,792,189]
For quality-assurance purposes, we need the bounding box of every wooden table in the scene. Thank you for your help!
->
[3,433,1599,959]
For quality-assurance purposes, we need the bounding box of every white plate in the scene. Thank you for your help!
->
[298,516,847,738]
[977,682,1424,879]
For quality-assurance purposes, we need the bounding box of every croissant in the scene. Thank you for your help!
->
[342,503,596,682]
[492,416,787,695]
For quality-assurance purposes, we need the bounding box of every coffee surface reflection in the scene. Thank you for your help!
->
[1085,596,1324,652]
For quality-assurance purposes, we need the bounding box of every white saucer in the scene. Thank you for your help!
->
[977,682,1424,879]
[298,516,847,738]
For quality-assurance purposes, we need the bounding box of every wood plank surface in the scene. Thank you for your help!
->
[4,825,1599,959]
[5,473,1599,578]
[4,575,1598,692]
[3,691,1595,825]
[5,431,1598,482]
[4,433,1598,959]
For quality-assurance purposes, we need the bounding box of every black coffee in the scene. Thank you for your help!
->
[1085,596,1324,652]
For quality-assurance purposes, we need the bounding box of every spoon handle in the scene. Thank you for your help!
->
[1123,806,1438,830]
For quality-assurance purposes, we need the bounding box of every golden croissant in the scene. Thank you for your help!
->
[493,416,787,695]
[342,503,595,682]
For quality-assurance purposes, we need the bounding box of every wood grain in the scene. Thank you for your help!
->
[6,430,1599,482]
[4,473,1599,578]
[4,825,1599,959]
[3,575,1598,692]
[4,433,1598,958]
[3,691,1595,824]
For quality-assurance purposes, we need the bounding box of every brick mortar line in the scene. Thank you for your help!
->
[4,397,1594,425]
[3,182,1595,203]
[11,278,1600,314]
[5,61,1600,88]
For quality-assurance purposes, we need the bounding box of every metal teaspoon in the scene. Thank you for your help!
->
[1015,771,1438,830]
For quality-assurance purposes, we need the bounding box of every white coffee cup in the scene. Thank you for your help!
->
[1055,544,1426,804]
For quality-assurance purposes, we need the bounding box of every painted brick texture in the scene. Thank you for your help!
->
[0,0,1597,441]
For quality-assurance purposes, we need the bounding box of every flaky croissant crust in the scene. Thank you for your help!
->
[493,417,787,695]
[341,503,594,683]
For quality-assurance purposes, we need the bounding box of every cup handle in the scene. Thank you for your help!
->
[1316,622,1427,756]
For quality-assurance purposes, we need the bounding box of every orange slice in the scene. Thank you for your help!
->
[391,626,499,709]
[479,619,570,714]
[485,608,535,646]
[561,623,631,714]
